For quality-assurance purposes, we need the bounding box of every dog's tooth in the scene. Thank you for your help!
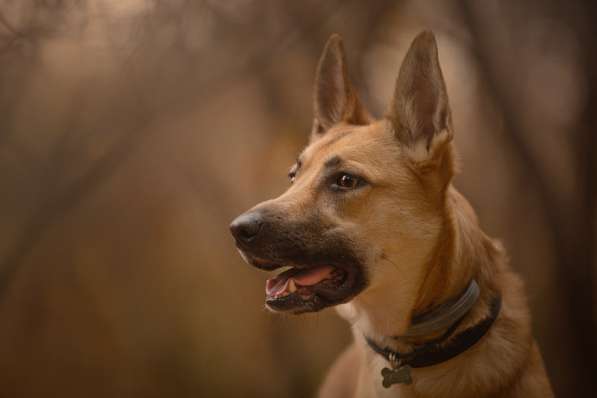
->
[288,279,297,293]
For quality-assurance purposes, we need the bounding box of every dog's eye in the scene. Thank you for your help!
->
[333,173,361,191]
[288,164,298,184]
[288,160,303,183]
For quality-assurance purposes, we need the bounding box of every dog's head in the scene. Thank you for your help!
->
[230,31,455,314]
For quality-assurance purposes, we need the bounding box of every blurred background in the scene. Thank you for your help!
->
[0,0,595,397]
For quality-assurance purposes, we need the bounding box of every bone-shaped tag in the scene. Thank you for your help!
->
[381,365,413,388]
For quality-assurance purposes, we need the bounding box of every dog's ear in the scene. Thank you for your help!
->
[311,34,370,140]
[388,31,453,167]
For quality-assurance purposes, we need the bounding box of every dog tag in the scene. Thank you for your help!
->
[381,365,412,388]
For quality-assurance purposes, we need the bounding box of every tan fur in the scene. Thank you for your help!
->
[304,33,552,397]
[320,182,553,397]
[280,119,553,397]
[250,31,553,397]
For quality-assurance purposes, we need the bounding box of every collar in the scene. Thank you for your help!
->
[402,279,481,338]
[364,281,501,388]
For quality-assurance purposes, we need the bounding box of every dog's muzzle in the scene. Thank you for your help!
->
[229,208,368,313]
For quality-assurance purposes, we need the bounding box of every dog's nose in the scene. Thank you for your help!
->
[230,212,263,244]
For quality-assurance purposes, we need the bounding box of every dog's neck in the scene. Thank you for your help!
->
[338,186,500,348]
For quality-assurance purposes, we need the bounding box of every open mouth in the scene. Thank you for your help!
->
[266,265,344,299]
[262,264,361,313]
[230,219,368,313]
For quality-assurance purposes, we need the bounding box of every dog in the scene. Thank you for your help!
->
[230,31,553,398]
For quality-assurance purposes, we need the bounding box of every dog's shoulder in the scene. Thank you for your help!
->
[496,341,554,398]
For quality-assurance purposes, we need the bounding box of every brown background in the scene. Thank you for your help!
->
[0,1,595,397]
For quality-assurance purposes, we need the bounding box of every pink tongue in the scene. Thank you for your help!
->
[265,266,334,296]
[293,265,334,286]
